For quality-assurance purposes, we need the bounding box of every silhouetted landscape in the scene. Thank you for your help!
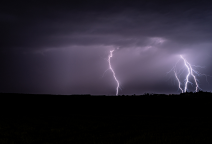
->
[2,90,212,97]
[0,92,212,144]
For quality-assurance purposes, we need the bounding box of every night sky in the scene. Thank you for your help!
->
[1,0,212,95]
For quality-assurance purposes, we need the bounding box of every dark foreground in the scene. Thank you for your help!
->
[0,92,212,144]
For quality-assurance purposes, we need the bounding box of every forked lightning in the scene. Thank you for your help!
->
[180,55,199,92]
[168,55,211,93]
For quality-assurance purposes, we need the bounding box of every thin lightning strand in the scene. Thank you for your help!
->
[108,50,120,96]
[193,71,208,85]
[186,60,199,92]
[167,59,183,93]
[191,67,212,85]
[167,59,181,74]
[180,55,191,92]
[174,70,183,93]
[101,68,110,78]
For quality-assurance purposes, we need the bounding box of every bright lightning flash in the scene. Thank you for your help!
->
[108,50,120,96]
[168,55,212,93]
[180,55,199,92]
[180,55,191,92]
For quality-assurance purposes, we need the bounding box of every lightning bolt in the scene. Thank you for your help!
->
[108,50,120,96]
[180,55,191,92]
[174,69,184,93]
[169,55,212,93]
[180,55,199,92]
[187,62,199,92]
[167,59,183,93]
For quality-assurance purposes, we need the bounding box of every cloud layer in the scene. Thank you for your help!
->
[1,0,212,94]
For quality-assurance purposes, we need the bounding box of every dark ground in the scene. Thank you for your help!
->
[0,93,212,144]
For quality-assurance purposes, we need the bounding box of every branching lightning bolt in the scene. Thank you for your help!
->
[108,50,120,96]
[168,55,212,93]
[180,55,199,92]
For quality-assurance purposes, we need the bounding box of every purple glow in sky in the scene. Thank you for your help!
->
[1,0,212,95]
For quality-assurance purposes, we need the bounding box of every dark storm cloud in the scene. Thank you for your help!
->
[2,0,212,52]
[1,0,212,94]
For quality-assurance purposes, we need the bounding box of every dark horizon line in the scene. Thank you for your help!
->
[0,90,211,96]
